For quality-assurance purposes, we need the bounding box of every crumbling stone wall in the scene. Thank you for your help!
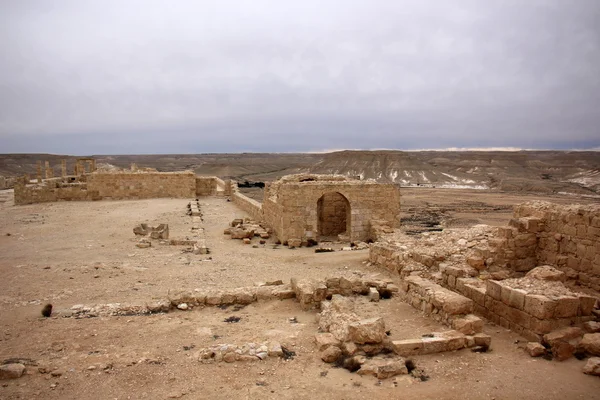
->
[87,172,195,199]
[262,174,401,243]
[14,179,99,205]
[512,202,600,290]
[231,181,263,222]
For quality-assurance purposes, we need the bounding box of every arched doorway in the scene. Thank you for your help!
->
[317,192,351,239]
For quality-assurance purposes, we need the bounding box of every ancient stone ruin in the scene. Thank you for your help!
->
[6,162,600,379]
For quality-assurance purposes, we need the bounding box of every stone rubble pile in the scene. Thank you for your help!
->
[224,218,271,242]
[197,341,284,363]
[314,295,491,377]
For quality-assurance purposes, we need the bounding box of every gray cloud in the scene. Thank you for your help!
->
[1,0,599,154]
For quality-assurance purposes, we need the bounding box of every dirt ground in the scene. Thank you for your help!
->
[0,189,599,400]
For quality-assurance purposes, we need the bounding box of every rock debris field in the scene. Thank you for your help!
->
[0,190,599,400]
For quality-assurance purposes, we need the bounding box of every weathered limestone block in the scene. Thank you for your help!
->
[525,342,546,357]
[553,296,580,318]
[230,228,254,239]
[271,285,295,300]
[524,295,556,320]
[452,314,484,335]
[543,327,583,361]
[318,296,359,342]
[473,333,492,348]
[467,256,485,270]
[578,295,598,316]
[0,364,25,380]
[432,290,473,315]
[321,346,342,363]
[422,331,466,354]
[583,321,600,333]
[368,287,380,302]
[486,280,503,301]
[583,357,600,376]
[357,358,408,379]
[134,223,149,236]
[314,333,341,351]
[579,333,600,356]
[232,288,256,305]
[150,224,169,239]
[288,238,301,248]
[147,300,171,313]
[392,339,423,357]
[205,291,224,305]
[348,317,386,344]
[136,238,151,248]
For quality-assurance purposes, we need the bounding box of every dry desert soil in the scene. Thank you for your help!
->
[0,188,599,400]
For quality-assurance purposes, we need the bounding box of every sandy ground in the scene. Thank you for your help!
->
[0,189,599,400]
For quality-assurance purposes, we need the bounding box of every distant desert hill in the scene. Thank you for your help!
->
[0,151,598,195]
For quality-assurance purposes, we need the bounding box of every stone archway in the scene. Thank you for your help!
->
[317,192,351,239]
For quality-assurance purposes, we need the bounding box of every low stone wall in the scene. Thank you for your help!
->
[232,191,264,222]
[88,172,195,199]
[14,180,100,205]
[397,276,484,333]
[450,277,597,341]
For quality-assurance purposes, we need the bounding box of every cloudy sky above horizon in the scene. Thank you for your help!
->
[1,1,599,155]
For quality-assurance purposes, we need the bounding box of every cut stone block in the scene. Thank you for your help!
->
[348,317,386,344]
[451,314,484,335]
[524,295,556,319]
[392,339,423,357]
[525,342,546,357]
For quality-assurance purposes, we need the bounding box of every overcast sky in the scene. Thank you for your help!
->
[1,1,599,155]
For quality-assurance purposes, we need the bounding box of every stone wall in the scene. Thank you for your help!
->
[512,202,600,290]
[86,172,196,199]
[262,174,401,243]
[196,177,217,196]
[451,277,596,341]
[14,179,99,205]
[228,182,264,222]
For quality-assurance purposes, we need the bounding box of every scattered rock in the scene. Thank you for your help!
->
[321,346,342,363]
[177,303,189,311]
[583,357,600,376]
[136,239,151,248]
[525,342,546,357]
[0,364,25,380]
[543,327,583,361]
[357,358,408,379]
[314,333,340,352]
[579,333,600,356]
[368,287,380,302]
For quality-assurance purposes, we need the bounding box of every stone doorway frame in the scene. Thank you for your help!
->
[316,191,351,240]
